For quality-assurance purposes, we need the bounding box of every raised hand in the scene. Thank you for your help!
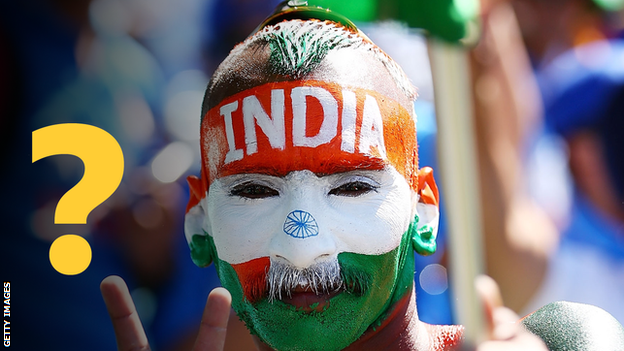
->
[100,275,231,351]
[475,275,548,351]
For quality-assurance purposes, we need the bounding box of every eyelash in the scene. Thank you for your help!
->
[328,180,378,197]
[229,182,279,199]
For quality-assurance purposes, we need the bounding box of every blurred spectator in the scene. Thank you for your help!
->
[512,0,622,67]
[472,0,624,323]
[2,0,223,349]
[521,34,624,323]
[469,0,561,314]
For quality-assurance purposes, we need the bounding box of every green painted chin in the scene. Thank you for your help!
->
[209,231,415,351]
[234,287,384,351]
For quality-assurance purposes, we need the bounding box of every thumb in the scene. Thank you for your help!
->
[475,275,520,341]
[475,275,503,328]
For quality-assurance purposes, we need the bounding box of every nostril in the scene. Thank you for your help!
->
[283,210,319,238]
[271,254,287,267]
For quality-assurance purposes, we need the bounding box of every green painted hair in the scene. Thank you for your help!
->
[257,20,359,78]
[202,19,416,120]
[237,20,413,97]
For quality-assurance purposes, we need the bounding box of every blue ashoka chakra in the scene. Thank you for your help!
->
[283,210,319,239]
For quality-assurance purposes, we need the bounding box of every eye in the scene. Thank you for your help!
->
[230,182,279,199]
[329,181,378,197]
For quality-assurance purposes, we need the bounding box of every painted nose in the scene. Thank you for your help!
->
[270,209,336,269]
[283,210,319,238]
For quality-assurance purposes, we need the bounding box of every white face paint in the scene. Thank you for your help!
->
[204,167,416,268]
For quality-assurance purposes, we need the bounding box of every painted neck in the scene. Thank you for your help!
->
[343,285,427,351]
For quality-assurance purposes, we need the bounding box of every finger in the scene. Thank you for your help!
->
[490,307,521,340]
[476,275,527,342]
[475,275,504,338]
[475,275,503,310]
[100,275,151,351]
[193,287,232,351]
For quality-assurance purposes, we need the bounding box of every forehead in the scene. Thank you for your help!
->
[200,79,417,186]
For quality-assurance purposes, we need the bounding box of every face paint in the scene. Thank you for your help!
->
[193,221,417,351]
[199,80,418,190]
[186,81,430,350]
[207,169,413,265]
[196,168,416,350]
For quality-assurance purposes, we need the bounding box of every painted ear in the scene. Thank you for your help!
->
[411,167,440,256]
[417,167,439,207]
[186,175,206,213]
[185,175,213,267]
[188,232,214,268]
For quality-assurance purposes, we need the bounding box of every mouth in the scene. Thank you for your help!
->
[279,285,342,312]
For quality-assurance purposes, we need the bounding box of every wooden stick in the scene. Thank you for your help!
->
[428,38,485,346]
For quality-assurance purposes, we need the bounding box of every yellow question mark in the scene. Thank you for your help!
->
[32,123,124,275]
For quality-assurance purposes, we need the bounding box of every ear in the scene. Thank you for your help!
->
[410,167,440,256]
[185,175,213,267]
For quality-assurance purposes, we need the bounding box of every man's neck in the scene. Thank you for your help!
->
[346,288,465,350]
[343,286,428,350]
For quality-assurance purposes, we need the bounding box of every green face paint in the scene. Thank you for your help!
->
[194,221,416,351]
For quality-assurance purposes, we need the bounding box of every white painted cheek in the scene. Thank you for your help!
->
[206,183,282,265]
[375,181,414,236]
[326,172,413,256]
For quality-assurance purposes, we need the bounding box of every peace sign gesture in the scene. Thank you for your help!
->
[100,275,232,351]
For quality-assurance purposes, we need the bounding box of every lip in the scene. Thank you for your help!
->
[280,286,341,313]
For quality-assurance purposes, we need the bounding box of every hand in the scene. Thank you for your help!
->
[100,275,232,351]
[475,275,548,351]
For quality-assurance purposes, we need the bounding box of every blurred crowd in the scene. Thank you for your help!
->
[473,0,624,323]
[1,0,623,350]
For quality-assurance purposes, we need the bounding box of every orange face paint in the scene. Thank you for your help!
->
[200,80,418,191]
[231,257,270,304]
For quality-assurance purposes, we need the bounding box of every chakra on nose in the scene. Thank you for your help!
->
[283,210,319,239]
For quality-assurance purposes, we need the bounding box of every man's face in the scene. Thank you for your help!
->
[207,167,415,351]
[187,49,438,351]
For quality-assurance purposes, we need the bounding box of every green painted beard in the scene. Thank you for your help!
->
[194,228,416,351]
